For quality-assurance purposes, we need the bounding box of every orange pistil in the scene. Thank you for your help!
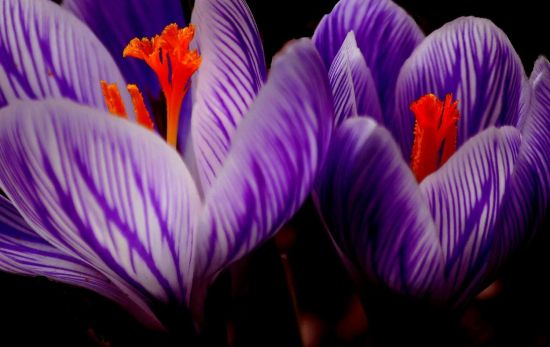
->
[410,93,460,182]
[123,23,202,147]
[100,80,127,118]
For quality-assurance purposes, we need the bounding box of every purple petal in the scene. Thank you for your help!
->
[313,0,424,124]
[491,57,550,267]
[328,32,382,126]
[190,0,267,192]
[195,39,332,280]
[316,117,443,298]
[0,99,200,315]
[0,196,162,329]
[420,126,521,304]
[63,0,185,98]
[394,17,525,159]
[0,0,129,110]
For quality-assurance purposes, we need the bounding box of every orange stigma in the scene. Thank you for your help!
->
[410,93,460,182]
[123,23,201,147]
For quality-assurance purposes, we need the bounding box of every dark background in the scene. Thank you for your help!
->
[2,0,549,346]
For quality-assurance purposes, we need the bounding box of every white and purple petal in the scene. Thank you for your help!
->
[420,126,521,304]
[0,0,129,110]
[316,117,443,298]
[394,17,525,159]
[0,196,162,329]
[313,0,424,122]
[63,0,185,98]
[191,0,267,192]
[0,99,200,318]
[328,32,382,126]
[491,56,550,267]
[195,39,333,281]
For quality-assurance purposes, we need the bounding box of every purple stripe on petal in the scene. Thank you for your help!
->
[394,17,525,159]
[328,32,382,126]
[63,0,185,98]
[420,126,521,304]
[0,0,129,111]
[317,117,443,298]
[491,56,550,268]
[0,196,162,329]
[313,0,424,125]
[0,99,200,316]
[191,0,267,192]
[195,39,332,280]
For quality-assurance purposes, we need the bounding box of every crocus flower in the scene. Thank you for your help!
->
[0,0,333,330]
[313,0,550,305]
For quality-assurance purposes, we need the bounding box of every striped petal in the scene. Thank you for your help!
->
[491,57,550,266]
[0,99,200,326]
[63,0,185,98]
[0,196,162,329]
[190,0,267,192]
[313,0,424,124]
[316,117,443,298]
[0,0,129,110]
[420,126,521,304]
[328,32,382,126]
[195,39,332,281]
[394,17,525,159]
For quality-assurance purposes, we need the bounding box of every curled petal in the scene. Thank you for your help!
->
[328,32,382,126]
[313,0,424,124]
[420,126,521,304]
[316,117,443,298]
[0,99,200,325]
[491,56,550,266]
[195,39,333,281]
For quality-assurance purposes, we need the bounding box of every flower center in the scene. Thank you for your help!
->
[100,23,201,147]
[410,93,460,182]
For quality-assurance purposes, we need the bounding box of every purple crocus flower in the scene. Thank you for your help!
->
[0,0,333,330]
[313,0,550,305]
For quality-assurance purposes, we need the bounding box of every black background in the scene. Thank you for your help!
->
[1,0,549,346]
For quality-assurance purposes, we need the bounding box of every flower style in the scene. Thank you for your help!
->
[313,0,550,305]
[0,0,333,330]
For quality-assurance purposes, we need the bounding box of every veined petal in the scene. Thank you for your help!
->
[394,17,524,159]
[491,57,550,266]
[317,117,443,298]
[0,99,200,321]
[420,126,521,304]
[313,0,424,123]
[195,39,332,280]
[328,32,382,126]
[63,0,185,98]
[0,196,162,329]
[191,0,267,192]
[0,0,129,111]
